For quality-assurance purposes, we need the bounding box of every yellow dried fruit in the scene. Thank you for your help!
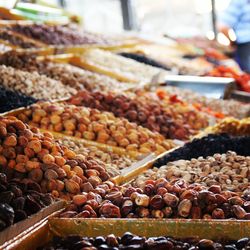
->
[4,135,17,146]
[27,140,42,153]
[43,154,55,164]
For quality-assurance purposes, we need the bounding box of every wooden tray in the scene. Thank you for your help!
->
[7,217,250,250]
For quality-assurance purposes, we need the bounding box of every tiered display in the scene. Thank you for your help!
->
[0,21,249,250]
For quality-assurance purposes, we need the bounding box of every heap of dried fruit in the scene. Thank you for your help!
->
[38,233,250,250]
[60,178,250,219]
[0,51,133,92]
[17,102,174,154]
[155,134,250,168]
[164,86,250,119]
[0,116,110,199]
[0,172,53,231]
[208,117,250,136]
[132,151,250,192]
[11,24,117,46]
[68,90,209,140]
[0,86,37,113]
[0,65,76,100]
[56,137,136,177]
[0,29,42,48]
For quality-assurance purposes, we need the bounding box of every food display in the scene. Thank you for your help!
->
[38,233,250,250]
[10,24,118,46]
[0,19,250,249]
[68,90,209,140]
[0,51,133,92]
[0,65,76,100]
[0,172,53,231]
[132,151,250,192]
[76,49,167,83]
[0,116,110,199]
[16,102,174,154]
[56,136,137,177]
[60,178,250,219]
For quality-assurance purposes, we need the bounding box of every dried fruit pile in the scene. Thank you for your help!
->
[0,29,42,48]
[155,134,250,168]
[0,86,37,113]
[0,51,133,92]
[10,24,117,46]
[38,233,250,250]
[68,90,208,140]
[17,102,174,154]
[207,65,250,92]
[0,65,76,100]
[60,179,250,219]
[161,86,250,119]
[132,151,250,192]
[0,172,53,231]
[56,137,136,177]
[0,116,110,199]
[208,117,250,136]
[79,49,166,83]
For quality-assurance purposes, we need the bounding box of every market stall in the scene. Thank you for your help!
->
[0,1,249,249]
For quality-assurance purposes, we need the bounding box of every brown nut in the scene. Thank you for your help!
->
[162,207,173,218]
[180,189,196,201]
[4,135,17,146]
[99,203,121,218]
[198,190,216,205]
[150,195,164,210]
[73,194,88,206]
[136,207,150,218]
[144,184,155,196]
[121,199,134,217]
[178,199,192,218]
[65,179,80,194]
[212,208,225,219]
[44,169,58,180]
[134,193,150,207]
[151,209,164,219]
[81,182,94,193]
[228,196,244,206]
[28,168,43,182]
[208,185,221,194]
[106,234,119,247]
[27,140,42,153]
[232,205,246,219]
[163,193,179,208]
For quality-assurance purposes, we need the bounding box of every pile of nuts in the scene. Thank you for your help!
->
[17,102,174,154]
[60,178,250,219]
[0,65,76,100]
[155,134,250,168]
[0,29,41,48]
[0,86,37,113]
[0,51,133,92]
[132,151,250,192]
[0,116,110,199]
[69,90,208,140]
[38,233,250,250]
[56,137,136,177]
[0,172,53,231]
[164,86,250,119]
[80,49,165,83]
[11,24,117,46]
